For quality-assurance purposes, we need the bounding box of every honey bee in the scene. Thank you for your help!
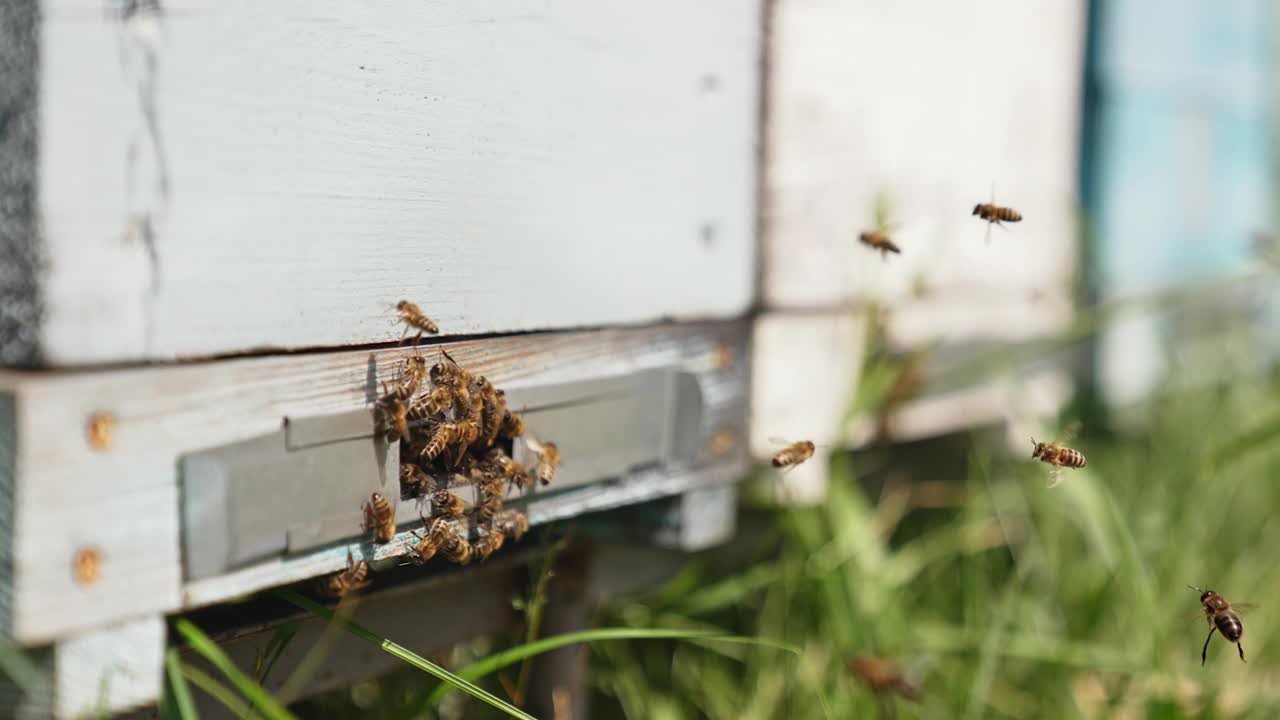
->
[494,509,530,541]
[376,397,410,442]
[483,448,532,490]
[473,528,505,561]
[430,348,470,388]
[1189,585,1254,665]
[529,439,559,486]
[395,300,439,345]
[848,655,922,703]
[399,463,431,496]
[859,191,901,259]
[383,356,428,402]
[409,386,455,422]
[474,493,504,525]
[479,382,507,448]
[362,492,396,544]
[500,408,526,437]
[858,229,901,258]
[431,487,466,518]
[440,524,473,564]
[972,186,1022,243]
[407,517,453,565]
[1030,429,1086,487]
[319,551,370,597]
[769,439,816,469]
[414,422,467,463]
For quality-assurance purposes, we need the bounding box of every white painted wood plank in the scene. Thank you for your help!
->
[843,369,1074,448]
[0,320,747,643]
[53,616,164,719]
[763,0,1086,315]
[30,1,760,365]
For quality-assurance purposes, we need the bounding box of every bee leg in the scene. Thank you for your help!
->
[1202,625,1217,665]
[1238,641,1246,663]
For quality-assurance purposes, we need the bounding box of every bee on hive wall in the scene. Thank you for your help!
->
[362,492,396,544]
[319,551,370,597]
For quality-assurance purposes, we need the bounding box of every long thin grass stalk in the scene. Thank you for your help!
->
[427,627,800,706]
[164,649,199,720]
[275,589,536,720]
[174,620,297,720]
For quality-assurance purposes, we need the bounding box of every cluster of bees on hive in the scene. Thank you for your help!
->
[790,192,1253,673]
[320,300,560,598]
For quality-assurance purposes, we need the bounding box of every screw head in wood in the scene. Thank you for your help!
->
[73,547,102,586]
[714,341,734,370]
[87,411,116,451]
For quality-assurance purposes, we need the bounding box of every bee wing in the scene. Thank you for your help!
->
[1233,603,1259,615]
[1061,421,1082,443]
[767,436,792,446]
[1046,468,1064,488]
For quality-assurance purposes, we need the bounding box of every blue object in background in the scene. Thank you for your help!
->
[1083,0,1272,293]
[1080,0,1274,404]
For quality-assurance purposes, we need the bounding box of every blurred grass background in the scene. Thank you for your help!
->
[277,269,1280,719]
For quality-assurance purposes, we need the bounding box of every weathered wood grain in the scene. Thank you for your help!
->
[763,0,1085,320]
[0,321,748,644]
[14,0,761,365]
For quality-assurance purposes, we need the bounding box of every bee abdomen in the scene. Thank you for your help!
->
[1061,449,1087,468]
[1217,613,1243,641]
[997,207,1022,222]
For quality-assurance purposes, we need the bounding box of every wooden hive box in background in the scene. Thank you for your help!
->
[753,0,1087,500]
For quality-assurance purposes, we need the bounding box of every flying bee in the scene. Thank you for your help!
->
[376,397,410,443]
[395,300,439,345]
[399,463,431,496]
[500,408,526,437]
[1030,423,1086,487]
[494,509,530,541]
[473,529,505,561]
[769,438,817,470]
[528,439,560,486]
[483,448,532,490]
[858,229,901,258]
[848,655,922,703]
[319,551,370,598]
[431,487,466,518]
[362,492,396,544]
[972,184,1022,243]
[383,356,428,402]
[858,191,901,259]
[407,517,453,565]
[1189,585,1254,665]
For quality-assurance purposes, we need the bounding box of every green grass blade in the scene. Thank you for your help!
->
[257,621,299,687]
[428,627,800,705]
[275,589,535,720]
[178,664,252,718]
[165,649,199,720]
[174,620,297,720]
[0,633,44,692]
